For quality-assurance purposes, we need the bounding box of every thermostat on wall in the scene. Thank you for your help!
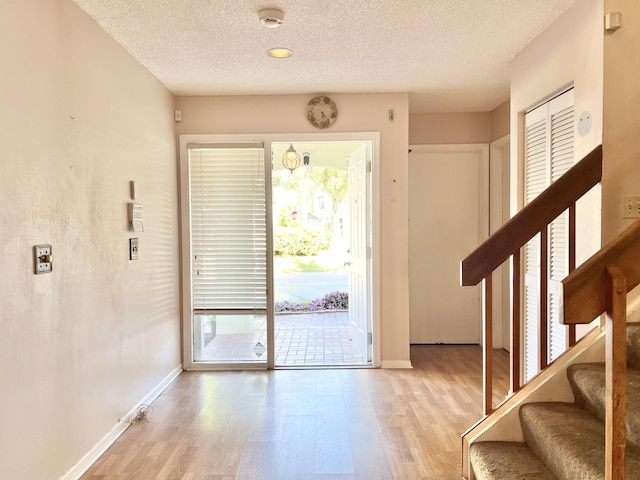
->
[129,203,144,232]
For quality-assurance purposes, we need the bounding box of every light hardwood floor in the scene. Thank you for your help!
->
[81,346,509,480]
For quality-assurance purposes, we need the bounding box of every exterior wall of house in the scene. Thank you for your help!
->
[0,1,181,478]
[511,0,603,262]
[603,0,640,243]
[175,93,411,366]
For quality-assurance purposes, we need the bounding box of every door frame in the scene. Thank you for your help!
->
[179,132,380,370]
[489,134,511,350]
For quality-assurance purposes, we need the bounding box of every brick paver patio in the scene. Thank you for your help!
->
[198,311,367,366]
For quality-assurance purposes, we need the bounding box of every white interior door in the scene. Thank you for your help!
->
[409,145,488,344]
[347,144,370,361]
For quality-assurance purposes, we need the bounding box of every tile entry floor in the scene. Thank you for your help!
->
[198,311,367,366]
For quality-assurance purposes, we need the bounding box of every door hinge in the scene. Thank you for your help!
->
[368,332,373,344]
[367,161,372,173]
[367,246,372,258]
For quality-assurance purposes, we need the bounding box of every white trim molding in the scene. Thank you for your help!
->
[60,366,183,480]
[381,360,413,369]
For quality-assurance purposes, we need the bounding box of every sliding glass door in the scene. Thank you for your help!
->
[187,143,269,366]
[180,132,379,370]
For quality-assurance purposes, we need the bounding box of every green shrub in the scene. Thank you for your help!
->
[274,226,331,256]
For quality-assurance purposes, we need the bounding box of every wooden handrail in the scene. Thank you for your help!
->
[562,220,640,325]
[461,145,602,287]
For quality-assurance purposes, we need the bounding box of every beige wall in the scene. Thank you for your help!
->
[511,0,603,259]
[603,0,640,242]
[175,93,411,366]
[0,1,181,478]
[409,112,492,144]
[491,99,511,141]
[511,0,603,190]
[408,101,509,144]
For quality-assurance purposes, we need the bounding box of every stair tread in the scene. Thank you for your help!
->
[568,362,640,450]
[470,441,558,480]
[520,402,640,480]
[627,323,640,370]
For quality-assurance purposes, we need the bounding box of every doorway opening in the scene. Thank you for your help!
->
[179,134,377,370]
[272,141,371,367]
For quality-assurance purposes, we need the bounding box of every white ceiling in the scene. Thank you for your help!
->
[72,0,578,113]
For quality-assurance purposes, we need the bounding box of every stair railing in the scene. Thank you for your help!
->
[561,220,640,480]
[460,144,603,416]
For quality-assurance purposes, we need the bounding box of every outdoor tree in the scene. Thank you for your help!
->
[318,168,348,216]
[278,167,321,217]
[275,165,348,239]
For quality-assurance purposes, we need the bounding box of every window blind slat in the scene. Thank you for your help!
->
[189,147,267,310]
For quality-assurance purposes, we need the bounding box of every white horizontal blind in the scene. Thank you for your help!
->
[189,145,267,311]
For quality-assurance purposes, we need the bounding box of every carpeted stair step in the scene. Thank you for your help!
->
[567,363,640,450]
[469,323,640,479]
[627,322,640,370]
[520,402,640,480]
[469,441,558,480]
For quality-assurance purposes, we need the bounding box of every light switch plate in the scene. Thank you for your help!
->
[34,244,53,274]
[623,195,640,219]
[129,238,139,260]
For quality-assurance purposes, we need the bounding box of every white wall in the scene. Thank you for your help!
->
[0,1,181,478]
[175,93,411,365]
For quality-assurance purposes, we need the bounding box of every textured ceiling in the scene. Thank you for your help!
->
[72,0,578,113]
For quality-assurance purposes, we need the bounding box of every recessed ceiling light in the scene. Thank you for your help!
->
[267,48,293,58]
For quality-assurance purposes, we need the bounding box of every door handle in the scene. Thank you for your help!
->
[344,261,351,266]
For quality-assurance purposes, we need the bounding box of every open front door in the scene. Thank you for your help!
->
[347,144,371,362]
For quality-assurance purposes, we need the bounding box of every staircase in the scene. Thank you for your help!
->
[459,145,640,478]
[469,324,640,479]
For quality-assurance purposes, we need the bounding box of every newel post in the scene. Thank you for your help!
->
[605,266,627,480]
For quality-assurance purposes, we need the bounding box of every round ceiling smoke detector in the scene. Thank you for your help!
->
[259,8,284,28]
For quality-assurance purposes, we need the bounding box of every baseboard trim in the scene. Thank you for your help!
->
[60,365,183,480]
[381,360,413,369]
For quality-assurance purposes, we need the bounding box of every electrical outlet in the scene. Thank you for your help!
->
[623,195,640,219]
[34,244,53,274]
[129,238,139,260]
